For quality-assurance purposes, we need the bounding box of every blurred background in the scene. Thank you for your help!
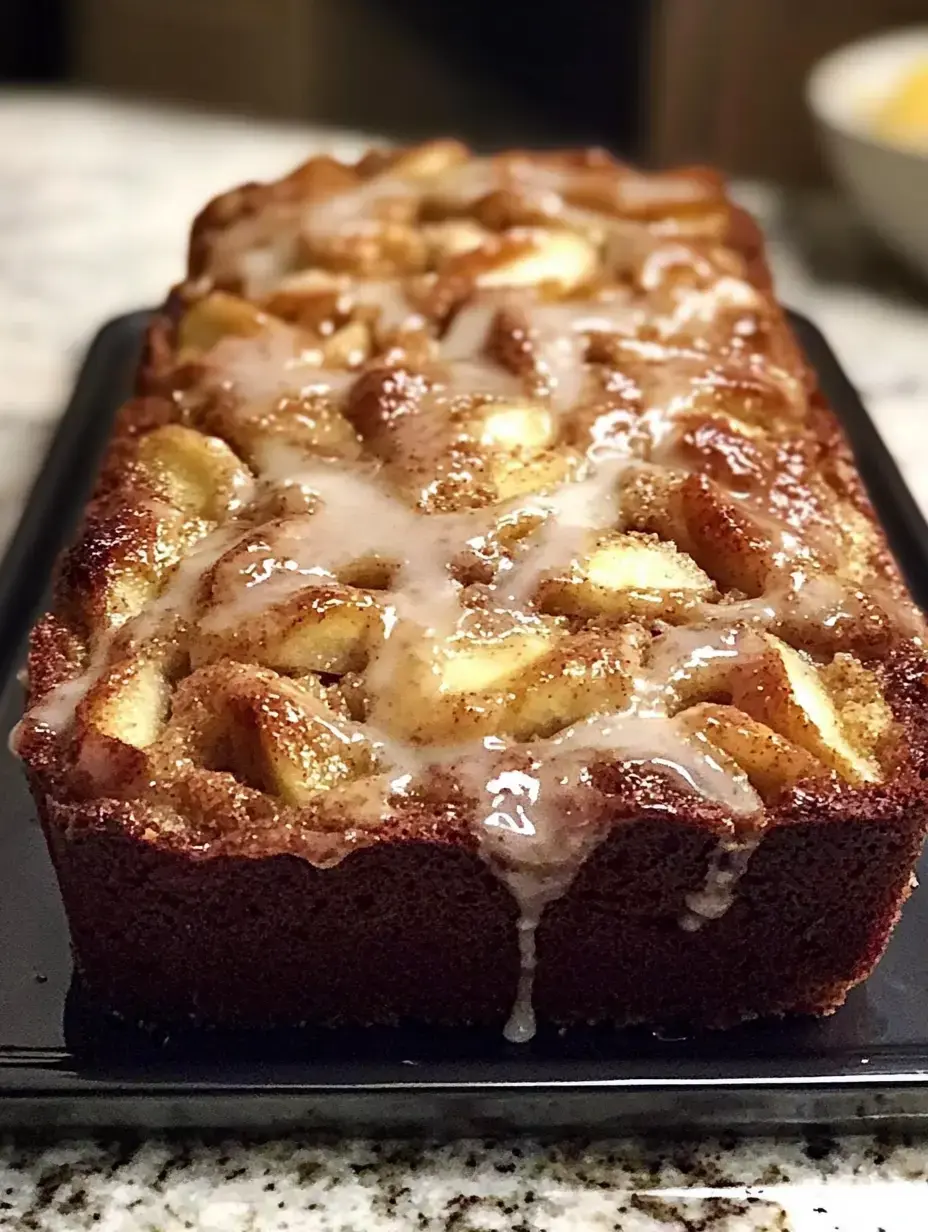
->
[3,0,928,552]
[1,0,926,178]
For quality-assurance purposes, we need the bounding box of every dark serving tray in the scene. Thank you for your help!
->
[2,311,928,1134]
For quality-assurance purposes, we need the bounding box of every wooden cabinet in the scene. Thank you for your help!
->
[75,0,320,117]
[650,0,928,181]
[72,0,539,141]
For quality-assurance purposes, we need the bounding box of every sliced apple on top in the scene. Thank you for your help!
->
[537,531,716,620]
[820,652,895,762]
[136,424,254,522]
[369,614,644,745]
[369,617,557,743]
[71,653,172,794]
[677,702,827,800]
[162,662,374,807]
[369,609,550,737]
[251,676,375,806]
[437,623,554,695]
[194,581,382,677]
[466,401,559,456]
[386,139,470,179]
[504,625,644,740]
[78,654,171,752]
[730,633,881,785]
[475,228,598,292]
[177,291,266,355]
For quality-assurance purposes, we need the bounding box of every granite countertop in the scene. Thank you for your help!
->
[3,90,928,1230]
[4,1133,928,1231]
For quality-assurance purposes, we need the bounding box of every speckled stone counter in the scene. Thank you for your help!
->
[2,90,928,1230]
[4,1133,928,1230]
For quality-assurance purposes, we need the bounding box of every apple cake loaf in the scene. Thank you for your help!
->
[16,143,928,1038]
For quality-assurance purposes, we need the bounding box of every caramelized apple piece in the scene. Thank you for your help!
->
[266,268,342,297]
[464,401,572,505]
[618,466,686,541]
[197,389,362,472]
[69,500,211,641]
[300,223,427,279]
[136,425,254,521]
[438,623,554,695]
[537,532,716,620]
[321,320,371,368]
[350,383,574,512]
[731,634,881,784]
[475,228,598,292]
[260,271,341,329]
[504,625,644,740]
[254,678,375,806]
[162,662,374,806]
[422,219,490,261]
[621,470,777,598]
[71,654,172,794]
[833,499,884,588]
[675,474,775,598]
[677,703,827,800]
[194,582,382,676]
[370,618,642,744]
[370,617,556,743]
[484,449,574,505]
[820,653,896,761]
[387,139,470,179]
[284,152,363,199]
[177,292,266,354]
[78,655,171,751]
[652,627,885,783]
[466,401,559,456]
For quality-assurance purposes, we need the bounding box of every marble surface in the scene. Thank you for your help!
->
[2,1132,928,1231]
[3,90,928,1229]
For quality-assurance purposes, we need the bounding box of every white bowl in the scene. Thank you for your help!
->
[807,27,928,277]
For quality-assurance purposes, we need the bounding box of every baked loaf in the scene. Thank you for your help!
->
[17,142,928,1039]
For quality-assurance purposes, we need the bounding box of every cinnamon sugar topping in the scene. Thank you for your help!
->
[18,143,920,1038]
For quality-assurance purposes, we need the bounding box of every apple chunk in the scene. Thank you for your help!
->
[369,618,643,744]
[71,654,173,795]
[162,662,375,806]
[79,655,171,751]
[731,633,881,784]
[538,532,716,620]
[370,619,556,743]
[136,425,254,521]
[677,703,827,800]
[504,625,643,740]
[195,585,382,676]
[468,402,558,456]
[177,291,266,354]
[476,228,598,292]
[438,625,554,694]
[252,677,376,806]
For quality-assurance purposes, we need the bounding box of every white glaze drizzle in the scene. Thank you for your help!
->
[21,148,903,1044]
[679,835,763,932]
[300,175,414,239]
[522,297,638,412]
[496,456,627,608]
[349,279,423,332]
[18,528,246,741]
[200,463,467,638]
[207,329,355,404]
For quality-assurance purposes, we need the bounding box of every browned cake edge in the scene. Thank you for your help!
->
[18,161,928,1031]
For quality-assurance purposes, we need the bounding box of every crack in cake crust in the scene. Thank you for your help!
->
[15,142,928,1034]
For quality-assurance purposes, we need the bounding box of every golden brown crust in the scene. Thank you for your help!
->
[18,142,928,1031]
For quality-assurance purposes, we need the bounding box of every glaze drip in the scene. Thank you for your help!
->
[18,143,910,1041]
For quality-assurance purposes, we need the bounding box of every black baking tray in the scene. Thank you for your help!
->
[3,310,928,1134]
